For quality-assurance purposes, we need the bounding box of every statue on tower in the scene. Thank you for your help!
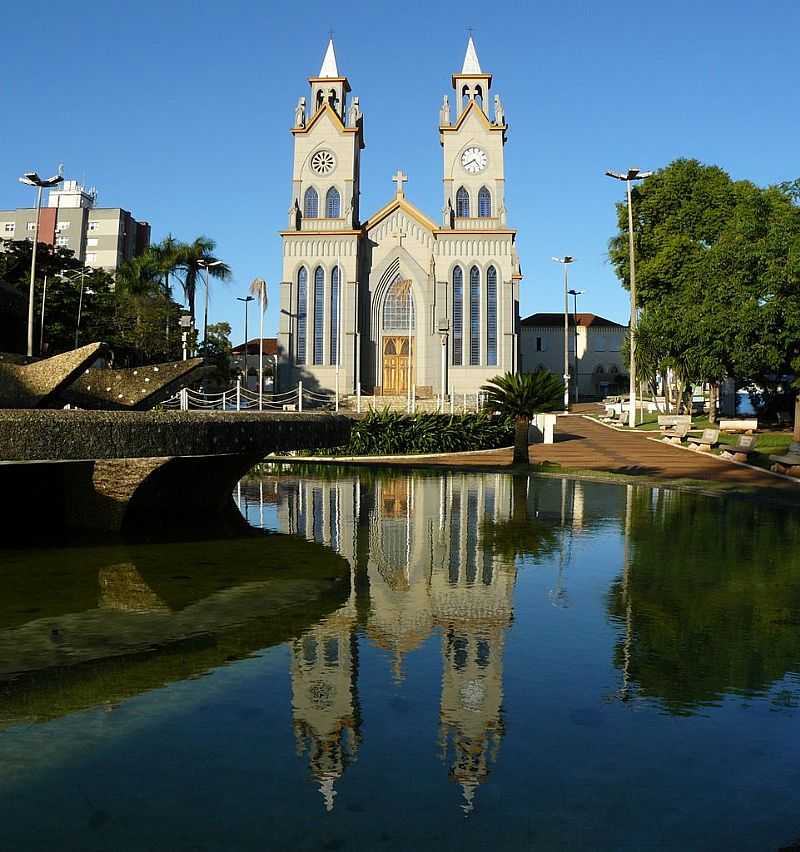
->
[493,94,505,126]
[347,96,361,128]
[294,97,306,128]
[440,95,450,126]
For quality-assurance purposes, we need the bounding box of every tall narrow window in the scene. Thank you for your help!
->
[456,187,470,218]
[303,186,319,218]
[469,265,480,365]
[330,265,340,364]
[452,266,463,366]
[382,275,415,330]
[487,265,497,366]
[325,187,340,218]
[478,186,492,217]
[297,267,308,364]
[313,266,324,365]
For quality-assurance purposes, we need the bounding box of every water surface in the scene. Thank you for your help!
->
[1,468,800,851]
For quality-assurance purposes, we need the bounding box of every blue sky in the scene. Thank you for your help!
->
[3,0,798,344]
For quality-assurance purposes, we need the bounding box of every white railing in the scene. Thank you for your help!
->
[162,379,336,412]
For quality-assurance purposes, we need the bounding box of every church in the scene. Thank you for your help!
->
[277,36,522,399]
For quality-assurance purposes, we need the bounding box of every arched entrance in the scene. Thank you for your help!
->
[381,276,415,395]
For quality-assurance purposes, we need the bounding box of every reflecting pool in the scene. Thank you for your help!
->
[2,468,800,851]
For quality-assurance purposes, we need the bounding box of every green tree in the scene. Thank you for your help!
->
[199,321,234,387]
[608,159,800,421]
[173,236,232,328]
[481,370,564,464]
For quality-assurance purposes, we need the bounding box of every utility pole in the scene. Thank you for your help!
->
[552,256,575,410]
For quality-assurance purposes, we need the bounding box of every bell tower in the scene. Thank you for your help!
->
[439,36,508,229]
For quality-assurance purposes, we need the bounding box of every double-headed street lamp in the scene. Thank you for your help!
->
[19,170,63,356]
[237,295,255,383]
[605,167,652,426]
[197,258,223,351]
[552,256,575,410]
[568,288,584,402]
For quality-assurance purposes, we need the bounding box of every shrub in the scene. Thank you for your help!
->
[332,409,514,456]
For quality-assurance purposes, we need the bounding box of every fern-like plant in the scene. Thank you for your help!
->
[481,370,565,464]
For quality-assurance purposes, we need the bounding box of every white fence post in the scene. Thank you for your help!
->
[475,391,479,412]
[222,390,226,411]
[180,388,188,411]
[298,380,303,412]
[335,384,339,413]
[357,381,361,413]
[236,379,241,412]
[450,394,454,415]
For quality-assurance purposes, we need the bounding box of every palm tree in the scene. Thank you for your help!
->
[482,370,565,465]
[116,253,164,297]
[174,236,231,327]
[150,234,181,298]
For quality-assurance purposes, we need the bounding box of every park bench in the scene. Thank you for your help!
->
[658,415,692,439]
[720,434,758,463]
[719,418,758,434]
[661,423,691,444]
[687,428,720,452]
[769,442,800,476]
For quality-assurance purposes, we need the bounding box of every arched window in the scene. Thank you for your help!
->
[316,89,324,109]
[452,266,463,366]
[296,267,307,365]
[330,265,340,364]
[313,266,324,365]
[303,186,319,218]
[474,85,483,110]
[456,186,470,218]
[462,85,470,110]
[469,265,480,365]
[478,186,492,217]
[487,265,497,366]
[382,274,415,330]
[325,187,340,218]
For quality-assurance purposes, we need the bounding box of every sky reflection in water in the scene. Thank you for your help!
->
[1,468,800,851]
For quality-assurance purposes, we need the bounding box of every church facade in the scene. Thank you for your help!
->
[277,37,522,398]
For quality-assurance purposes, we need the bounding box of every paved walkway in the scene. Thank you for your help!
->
[323,415,798,496]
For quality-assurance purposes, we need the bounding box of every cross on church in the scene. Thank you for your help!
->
[392,170,408,198]
[392,228,407,248]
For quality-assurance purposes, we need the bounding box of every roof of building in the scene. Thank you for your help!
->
[462,36,482,74]
[319,39,339,77]
[521,312,626,329]
[232,338,278,356]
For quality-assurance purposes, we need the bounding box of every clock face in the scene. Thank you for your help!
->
[310,149,336,175]
[461,146,487,174]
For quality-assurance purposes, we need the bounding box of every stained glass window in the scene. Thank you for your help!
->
[325,187,340,218]
[487,265,497,366]
[456,186,470,217]
[383,275,415,330]
[469,265,480,365]
[303,186,319,218]
[296,267,307,364]
[330,265,339,364]
[313,266,324,365]
[478,186,491,217]
[452,266,463,366]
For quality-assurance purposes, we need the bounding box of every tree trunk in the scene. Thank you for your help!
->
[513,416,530,465]
[794,394,800,442]
[708,381,718,424]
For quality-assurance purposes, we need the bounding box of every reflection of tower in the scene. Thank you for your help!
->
[281,474,362,811]
[431,474,514,814]
[365,476,434,680]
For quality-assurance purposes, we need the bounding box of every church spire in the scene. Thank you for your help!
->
[319,38,339,77]
[461,36,482,74]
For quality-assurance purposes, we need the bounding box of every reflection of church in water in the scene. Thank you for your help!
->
[277,472,516,814]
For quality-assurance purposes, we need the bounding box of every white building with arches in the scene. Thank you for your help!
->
[277,37,522,397]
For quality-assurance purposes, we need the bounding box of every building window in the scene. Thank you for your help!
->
[456,187,470,218]
[56,235,69,247]
[325,187,341,218]
[487,265,497,366]
[85,253,96,264]
[3,223,14,233]
[303,186,319,219]
[382,275,415,331]
[330,265,340,364]
[536,336,545,352]
[469,265,480,365]
[88,221,98,232]
[296,267,307,364]
[478,187,491,217]
[56,221,70,231]
[313,266,324,364]
[27,222,36,232]
[452,266,463,366]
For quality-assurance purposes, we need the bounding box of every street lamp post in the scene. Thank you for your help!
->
[58,268,88,349]
[552,256,575,411]
[568,288,584,403]
[605,167,652,426]
[237,295,255,385]
[198,259,223,354]
[18,170,63,357]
